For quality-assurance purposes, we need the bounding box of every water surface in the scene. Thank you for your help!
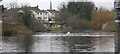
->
[1,32,115,53]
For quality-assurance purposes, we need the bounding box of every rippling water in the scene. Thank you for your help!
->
[1,33,115,53]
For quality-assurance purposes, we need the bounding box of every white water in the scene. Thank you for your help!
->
[34,33,114,37]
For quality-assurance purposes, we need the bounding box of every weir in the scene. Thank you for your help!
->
[33,32,115,37]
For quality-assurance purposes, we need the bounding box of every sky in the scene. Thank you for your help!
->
[0,0,114,10]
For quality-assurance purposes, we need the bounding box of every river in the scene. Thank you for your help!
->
[1,32,115,54]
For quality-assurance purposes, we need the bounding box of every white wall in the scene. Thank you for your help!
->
[31,10,58,23]
[31,10,49,22]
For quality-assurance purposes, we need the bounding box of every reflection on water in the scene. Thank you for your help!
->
[2,34,34,52]
[1,33,115,53]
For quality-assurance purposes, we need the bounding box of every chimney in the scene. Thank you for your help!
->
[37,5,39,8]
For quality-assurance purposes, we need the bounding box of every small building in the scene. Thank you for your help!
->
[30,1,59,28]
[30,1,59,23]
[47,10,59,21]
[31,10,49,22]
[114,0,120,53]
[114,0,120,23]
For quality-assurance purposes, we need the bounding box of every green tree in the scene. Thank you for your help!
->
[22,8,31,28]
[56,2,95,32]
[22,7,47,32]
[67,2,95,20]
[67,15,93,32]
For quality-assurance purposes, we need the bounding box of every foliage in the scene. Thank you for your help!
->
[30,16,47,32]
[56,2,95,32]
[67,2,95,20]
[102,21,117,32]
[68,16,94,31]
[91,7,115,29]
[22,8,31,28]
[2,11,31,35]
[6,2,20,8]
[21,7,47,32]
[50,27,61,31]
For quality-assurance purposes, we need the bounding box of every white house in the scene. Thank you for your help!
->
[31,9,58,23]
[30,1,59,23]
[31,10,49,22]
[29,1,59,28]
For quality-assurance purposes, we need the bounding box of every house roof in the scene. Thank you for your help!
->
[3,6,39,15]
[18,10,25,13]
[26,6,48,13]
[33,10,48,13]
[27,6,39,11]
[47,10,59,13]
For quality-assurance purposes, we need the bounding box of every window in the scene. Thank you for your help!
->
[52,13,54,15]
[43,17,47,20]
[45,13,47,15]
[116,9,120,16]
[116,16,120,20]
[115,2,120,8]
[37,13,39,15]
[43,13,45,15]
[40,13,42,15]
[37,17,42,20]
[54,13,56,15]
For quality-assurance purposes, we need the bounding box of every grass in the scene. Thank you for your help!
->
[50,27,61,31]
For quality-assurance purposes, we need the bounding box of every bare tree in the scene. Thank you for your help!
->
[6,2,20,8]
[20,3,29,8]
